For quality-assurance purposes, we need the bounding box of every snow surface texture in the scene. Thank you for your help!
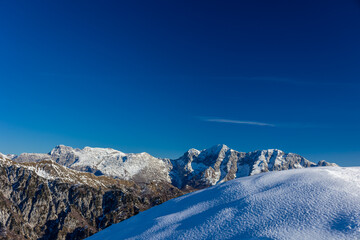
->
[87,167,360,240]
[10,144,336,188]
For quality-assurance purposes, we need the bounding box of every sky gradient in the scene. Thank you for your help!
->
[0,0,359,166]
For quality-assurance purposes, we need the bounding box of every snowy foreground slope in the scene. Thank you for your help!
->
[88,167,360,240]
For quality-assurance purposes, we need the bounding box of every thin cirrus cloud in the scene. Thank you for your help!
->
[204,118,275,127]
[201,118,335,129]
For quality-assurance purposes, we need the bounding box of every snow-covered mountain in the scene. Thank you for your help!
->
[11,144,336,189]
[170,144,336,189]
[0,153,182,239]
[87,166,360,240]
[12,145,172,183]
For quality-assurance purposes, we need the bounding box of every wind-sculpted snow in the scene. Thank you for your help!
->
[87,167,360,240]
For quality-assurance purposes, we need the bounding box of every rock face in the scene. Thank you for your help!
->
[170,144,337,189]
[0,154,183,240]
[11,144,336,190]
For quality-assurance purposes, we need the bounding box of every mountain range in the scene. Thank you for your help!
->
[10,144,335,190]
[0,145,337,239]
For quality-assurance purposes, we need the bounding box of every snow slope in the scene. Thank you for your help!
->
[87,167,360,240]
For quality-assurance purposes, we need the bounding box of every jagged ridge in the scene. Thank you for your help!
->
[9,144,336,190]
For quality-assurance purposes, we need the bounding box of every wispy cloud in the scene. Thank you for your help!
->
[203,118,275,127]
[200,117,337,129]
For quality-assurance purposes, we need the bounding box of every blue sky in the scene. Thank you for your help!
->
[0,0,359,166]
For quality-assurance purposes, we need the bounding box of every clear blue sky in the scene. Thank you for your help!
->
[0,0,359,166]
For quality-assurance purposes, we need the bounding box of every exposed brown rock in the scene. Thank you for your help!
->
[0,155,183,240]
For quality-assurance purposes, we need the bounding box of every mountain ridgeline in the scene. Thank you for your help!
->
[11,144,335,190]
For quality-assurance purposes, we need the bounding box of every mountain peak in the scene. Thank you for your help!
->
[82,146,125,155]
[317,160,338,167]
[186,148,200,155]
[266,149,283,152]
[55,144,70,149]
[204,144,230,154]
[50,145,74,154]
[251,148,284,155]
[0,152,8,160]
